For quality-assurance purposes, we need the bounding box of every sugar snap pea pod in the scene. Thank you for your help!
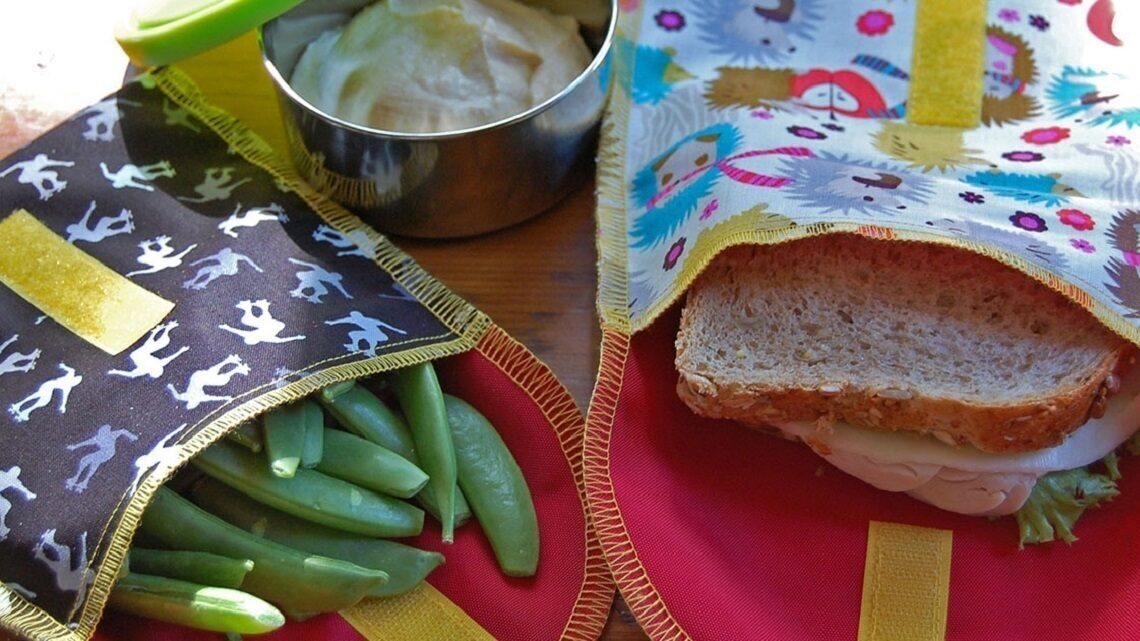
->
[300,399,324,469]
[445,394,539,577]
[318,381,472,526]
[192,440,424,538]
[389,362,457,543]
[262,402,308,478]
[226,421,263,453]
[127,548,253,590]
[110,573,285,634]
[316,428,429,499]
[192,478,445,598]
[140,487,388,614]
[318,382,415,457]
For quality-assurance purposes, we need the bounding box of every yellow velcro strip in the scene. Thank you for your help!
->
[0,210,173,355]
[858,521,953,641]
[908,0,988,127]
[339,583,495,641]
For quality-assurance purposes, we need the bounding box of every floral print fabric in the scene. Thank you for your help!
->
[602,0,1140,341]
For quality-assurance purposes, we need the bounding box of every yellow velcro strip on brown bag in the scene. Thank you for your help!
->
[858,521,953,641]
[339,583,495,641]
[908,0,988,127]
[0,210,173,355]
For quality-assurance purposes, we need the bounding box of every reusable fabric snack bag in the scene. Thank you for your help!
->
[585,0,1140,639]
[0,66,612,641]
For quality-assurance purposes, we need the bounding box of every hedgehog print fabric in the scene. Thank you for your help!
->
[605,0,1140,337]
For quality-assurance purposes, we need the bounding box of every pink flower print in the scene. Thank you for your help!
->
[1058,0,1083,5]
[857,10,895,36]
[998,8,1021,21]
[1010,210,1047,232]
[700,199,719,221]
[751,109,775,120]
[664,237,686,270]
[1021,127,1070,145]
[1070,238,1096,253]
[1107,135,1132,146]
[1058,208,1095,231]
[655,9,685,31]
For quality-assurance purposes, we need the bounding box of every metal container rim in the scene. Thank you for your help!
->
[256,0,619,142]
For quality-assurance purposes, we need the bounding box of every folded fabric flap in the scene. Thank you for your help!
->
[598,0,1140,347]
[0,67,490,640]
[588,2,1140,640]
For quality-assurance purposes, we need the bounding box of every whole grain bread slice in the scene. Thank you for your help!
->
[675,234,1134,454]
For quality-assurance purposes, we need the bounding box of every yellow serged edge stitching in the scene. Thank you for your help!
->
[630,220,1140,349]
[598,9,1139,351]
[594,17,638,336]
[0,65,496,641]
[589,3,697,638]
[583,329,692,641]
[152,65,491,348]
[474,325,616,640]
[585,227,1140,641]
[3,331,472,641]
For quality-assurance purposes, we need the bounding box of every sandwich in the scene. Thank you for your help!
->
[674,234,1140,545]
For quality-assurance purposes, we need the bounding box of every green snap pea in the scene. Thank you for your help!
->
[140,487,388,615]
[226,421,263,453]
[445,394,539,577]
[390,362,457,543]
[316,428,429,499]
[300,399,325,469]
[318,381,416,458]
[192,478,445,598]
[110,573,285,634]
[192,440,424,538]
[318,381,472,526]
[127,548,253,590]
[262,402,308,478]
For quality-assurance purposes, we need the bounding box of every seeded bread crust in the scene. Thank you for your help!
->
[675,235,1134,454]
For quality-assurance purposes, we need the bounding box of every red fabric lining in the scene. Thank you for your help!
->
[93,348,591,641]
[604,305,1140,640]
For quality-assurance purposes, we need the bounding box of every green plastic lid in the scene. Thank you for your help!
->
[115,0,306,68]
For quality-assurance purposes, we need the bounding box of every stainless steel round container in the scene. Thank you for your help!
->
[258,0,616,238]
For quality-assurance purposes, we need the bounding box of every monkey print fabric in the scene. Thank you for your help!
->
[603,0,1140,342]
[0,69,478,632]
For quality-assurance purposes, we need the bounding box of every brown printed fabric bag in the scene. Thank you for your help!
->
[0,67,611,641]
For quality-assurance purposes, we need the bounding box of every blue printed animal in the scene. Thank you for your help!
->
[1046,66,1140,128]
[961,170,1083,207]
[615,36,693,105]
[630,123,743,248]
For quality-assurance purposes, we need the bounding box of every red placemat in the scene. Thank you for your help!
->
[93,326,613,641]
[585,305,1140,641]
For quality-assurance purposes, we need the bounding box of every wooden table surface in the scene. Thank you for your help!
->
[0,3,648,640]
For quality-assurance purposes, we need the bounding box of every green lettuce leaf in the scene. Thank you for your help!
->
[1014,465,1119,547]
